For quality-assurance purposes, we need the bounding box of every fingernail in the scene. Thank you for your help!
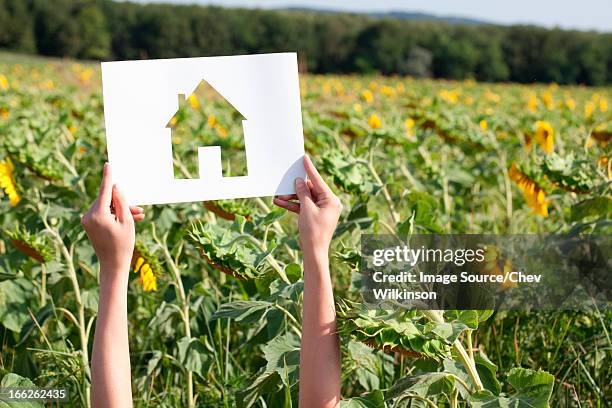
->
[114,183,121,192]
[295,178,304,188]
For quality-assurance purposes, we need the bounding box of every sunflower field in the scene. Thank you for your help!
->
[0,52,610,407]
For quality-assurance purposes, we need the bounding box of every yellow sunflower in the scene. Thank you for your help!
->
[0,158,21,206]
[131,245,160,292]
[368,114,382,129]
[534,121,554,154]
[508,163,549,217]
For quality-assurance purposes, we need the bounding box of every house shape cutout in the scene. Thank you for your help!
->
[166,80,248,180]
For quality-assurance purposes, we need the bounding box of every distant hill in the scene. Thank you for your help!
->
[284,7,491,26]
[373,11,489,25]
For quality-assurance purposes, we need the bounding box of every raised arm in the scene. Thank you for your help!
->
[82,163,144,408]
[274,155,342,408]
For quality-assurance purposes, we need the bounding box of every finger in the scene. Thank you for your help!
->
[305,179,319,201]
[133,213,145,222]
[306,179,316,194]
[304,155,331,194]
[273,198,300,213]
[130,206,144,215]
[275,194,298,201]
[112,184,132,223]
[273,198,300,214]
[294,177,312,204]
[96,162,114,210]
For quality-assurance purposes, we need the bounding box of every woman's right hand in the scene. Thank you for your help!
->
[273,155,342,256]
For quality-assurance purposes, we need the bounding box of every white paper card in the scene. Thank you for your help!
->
[101,53,305,205]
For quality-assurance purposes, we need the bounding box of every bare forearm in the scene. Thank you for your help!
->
[91,269,133,408]
[299,249,341,408]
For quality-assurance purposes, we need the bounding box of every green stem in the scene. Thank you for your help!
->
[400,164,422,191]
[40,263,47,307]
[450,388,459,408]
[154,228,194,408]
[42,209,90,406]
[499,152,513,227]
[418,146,433,166]
[442,171,451,232]
[58,237,91,405]
[56,307,79,327]
[357,158,400,224]
[423,310,484,392]
[379,220,397,235]
[467,330,474,361]
[448,374,472,395]
[454,339,484,392]
[224,294,231,386]
[275,303,302,338]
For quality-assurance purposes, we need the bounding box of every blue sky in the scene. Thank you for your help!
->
[127,0,612,32]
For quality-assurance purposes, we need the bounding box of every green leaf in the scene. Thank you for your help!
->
[0,279,37,333]
[319,150,380,196]
[347,341,381,391]
[146,350,163,376]
[454,310,480,329]
[148,302,181,338]
[211,300,272,323]
[477,310,495,323]
[431,321,469,343]
[506,368,554,406]
[399,191,443,233]
[541,153,595,193]
[442,358,472,399]
[385,372,455,400]
[262,333,300,386]
[0,373,43,408]
[340,390,386,408]
[571,196,612,221]
[81,288,99,313]
[475,351,501,396]
[268,278,303,300]
[177,337,211,378]
[335,200,375,238]
[17,304,54,348]
[468,390,504,407]
[256,207,286,225]
[283,263,302,283]
[236,369,281,408]
[446,164,476,185]
[469,368,554,408]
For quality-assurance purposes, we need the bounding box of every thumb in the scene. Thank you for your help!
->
[112,185,132,223]
[295,178,312,204]
[96,162,113,209]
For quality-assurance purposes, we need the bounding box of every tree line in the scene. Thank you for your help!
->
[1,0,611,85]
